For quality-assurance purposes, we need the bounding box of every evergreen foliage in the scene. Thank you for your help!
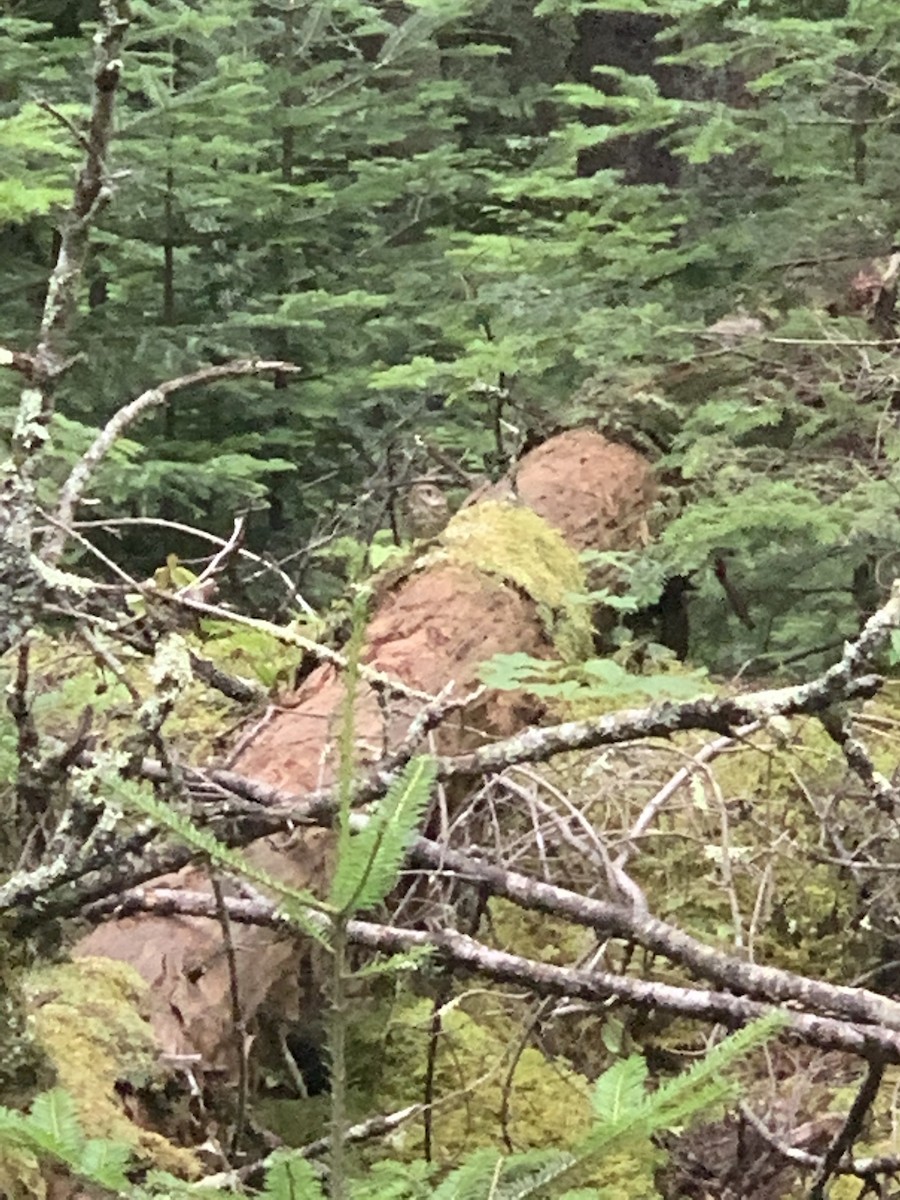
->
[3,2,899,1191]
[6,0,900,669]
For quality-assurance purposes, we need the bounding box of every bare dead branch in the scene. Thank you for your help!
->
[809,1055,887,1199]
[83,885,900,1063]
[35,98,91,153]
[615,725,760,870]
[38,512,317,616]
[0,347,38,379]
[44,359,311,564]
[739,1100,900,1182]
[819,709,898,813]
[400,838,900,1032]
[210,874,250,1157]
[204,1103,422,1188]
[111,588,438,704]
[34,0,129,384]
[193,515,245,588]
[0,2,130,656]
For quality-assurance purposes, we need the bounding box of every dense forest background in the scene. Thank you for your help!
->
[6,0,900,671]
[8,3,900,1199]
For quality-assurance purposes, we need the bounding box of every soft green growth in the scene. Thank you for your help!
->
[480,650,711,706]
[429,502,593,661]
[329,756,437,916]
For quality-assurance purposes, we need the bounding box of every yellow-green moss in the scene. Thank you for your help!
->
[341,992,663,1194]
[349,995,593,1162]
[23,957,198,1176]
[427,501,593,661]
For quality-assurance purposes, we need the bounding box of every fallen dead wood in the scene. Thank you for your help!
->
[85,884,900,1064]
[69,429,657,1070]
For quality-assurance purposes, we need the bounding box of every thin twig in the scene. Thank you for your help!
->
[44,359,313,564]
[194,515,245,587]
[52,515,316,616]
[35,98,91,152]
[810,1055,887,1200]
[211,874,250,1158]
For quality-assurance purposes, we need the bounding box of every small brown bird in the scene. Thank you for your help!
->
[400,482,450,540]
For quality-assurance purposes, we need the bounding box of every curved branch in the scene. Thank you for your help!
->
[44,359,310,564]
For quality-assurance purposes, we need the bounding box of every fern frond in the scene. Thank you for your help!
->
[76,1138,132,1191]
[0,1090,136,1194]
[493,1148,579,1199]
[265,1148,327,1200]
[121,788,332,945]
[646,1011,785,1130]
[0,1104,28,1143]
[591,1054,648,1124]
[539,1014,783,1196]
[329,755,436,915]
[430,1147,505,1199]
[26,1089,83,1160]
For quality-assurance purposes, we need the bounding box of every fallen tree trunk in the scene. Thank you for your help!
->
[72,429,656,1069]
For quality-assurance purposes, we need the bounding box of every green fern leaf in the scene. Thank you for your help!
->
[591,1055,648,1124]
[26,1089,83,1159]
[76,1138,132,1190]
[329,756,436,914]
[0,1105,28,1142]
[494,1148,579,1199]
[648,1012,785,1129]
[430,1147,505,1199]
[265,1148,327,1199]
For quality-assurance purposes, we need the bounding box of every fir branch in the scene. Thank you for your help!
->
[328,755,436,915]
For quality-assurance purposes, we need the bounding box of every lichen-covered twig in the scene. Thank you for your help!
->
[0,0,130,655]
[81,884,900,1063]
[44,360,312,564]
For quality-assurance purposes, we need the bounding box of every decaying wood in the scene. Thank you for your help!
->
[72,429,656,1069]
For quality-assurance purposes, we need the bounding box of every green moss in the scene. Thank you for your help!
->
[427,501,593,661]
[0,928,52,1107]
[488,898,595,967]
[342,993,663,1195]
[23,957,198,1176]
[347,995,594,1165]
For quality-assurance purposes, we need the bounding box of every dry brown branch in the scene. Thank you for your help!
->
[809,1055,886,1199]
[739,1100,900,1182]
[47,515,317,615]
[0,0,131,656]
[0,347,38,379]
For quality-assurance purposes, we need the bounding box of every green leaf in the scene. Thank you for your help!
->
[329,755,437,914]
[26,1090,83,1160]
[265,1148,327,1200]
[592,1056,648,1124]
[75,1139,132,1191]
